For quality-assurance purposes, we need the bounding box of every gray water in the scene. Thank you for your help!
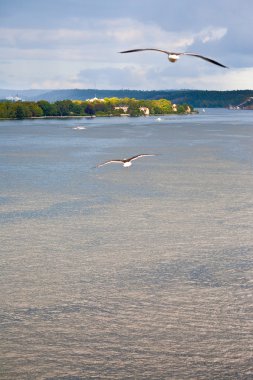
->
[1,109,253,379]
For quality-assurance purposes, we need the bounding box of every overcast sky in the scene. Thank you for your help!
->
[1,0,253,90]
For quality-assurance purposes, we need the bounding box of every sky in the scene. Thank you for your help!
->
[1,0,253,91]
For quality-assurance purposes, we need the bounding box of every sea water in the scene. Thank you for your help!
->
[1,109,253,379]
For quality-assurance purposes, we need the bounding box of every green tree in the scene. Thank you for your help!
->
[84,103,95,115]
[37,100,54,116]
[27,102,43,117]
[71,102,82,115]
[55,100,73,116]
[0,102,8,118]
[15,105,25,119]
[128,104,142,116]
[151,99,173,114]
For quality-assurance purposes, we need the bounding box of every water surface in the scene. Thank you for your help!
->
[1,109,253,379]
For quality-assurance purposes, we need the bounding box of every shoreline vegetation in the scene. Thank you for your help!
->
[0,97,194,120]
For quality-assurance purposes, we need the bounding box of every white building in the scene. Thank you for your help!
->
[139,106,150,115]
[87,96,105,102]
[6,96,22,102]
[114,106,129,113]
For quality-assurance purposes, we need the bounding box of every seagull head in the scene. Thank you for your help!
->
[168,53,180,63]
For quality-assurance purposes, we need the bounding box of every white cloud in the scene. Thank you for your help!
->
[9,65,253,91]
[30,78,84,90]
[0,19,245,90]
[0,21,227,58]
[12,23,226,68]
[172,67,253,90]
[0,21,194,68]
[102,19,194,49]
[0,27,99,48]
[198,27,228,44]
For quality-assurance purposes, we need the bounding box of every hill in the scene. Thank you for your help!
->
[33,89,253,108]
[1,89,253,108]
[0,89,50,100]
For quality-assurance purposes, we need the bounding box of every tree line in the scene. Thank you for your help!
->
[0,98,193,119]
[23,89,253,108]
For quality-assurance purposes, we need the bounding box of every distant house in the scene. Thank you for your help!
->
[87,96,105,102]
[6,96,22,102]
[139,106,150,115]
[114,106,129,113]
[114,106,150,115]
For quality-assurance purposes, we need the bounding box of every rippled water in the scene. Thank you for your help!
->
[1,110,253,379]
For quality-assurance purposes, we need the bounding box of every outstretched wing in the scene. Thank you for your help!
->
[119,49,228,68]
[97,160,123,167]
[129,154,156,162]
[183,53,228,68]
[119,48,170,55]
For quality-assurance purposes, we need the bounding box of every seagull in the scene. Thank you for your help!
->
[119,48,228,68]
[97,154,157,168]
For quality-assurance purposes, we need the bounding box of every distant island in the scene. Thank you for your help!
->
[0,97,194,119]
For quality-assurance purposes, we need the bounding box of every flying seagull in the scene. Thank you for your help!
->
[119,48,228,68]
[97,154,157,168]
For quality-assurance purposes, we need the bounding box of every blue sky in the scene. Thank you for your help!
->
[1,0,253,90]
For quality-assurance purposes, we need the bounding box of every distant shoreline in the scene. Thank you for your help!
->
[0,112,199,121]
[0,115,96,121]
[0,97,195,119]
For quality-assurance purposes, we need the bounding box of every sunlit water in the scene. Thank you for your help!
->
[1,109,253,379]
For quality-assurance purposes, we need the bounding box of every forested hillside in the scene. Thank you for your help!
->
[1,89,253,108]
[30,89,253,108]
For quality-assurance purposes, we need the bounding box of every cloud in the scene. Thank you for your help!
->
[30,78,83,90]
[102,19,195,49]
[197,27,228,44]
[77,66,152,88]
[0,27,100,49]
[28,66,148,90]
[6,63,252,91]
[27,66,161,90]
[0,20,227,59]
[170,67,253,90]
[0,18,230,94]
[0,3,251,91]
[74,66,253,91]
